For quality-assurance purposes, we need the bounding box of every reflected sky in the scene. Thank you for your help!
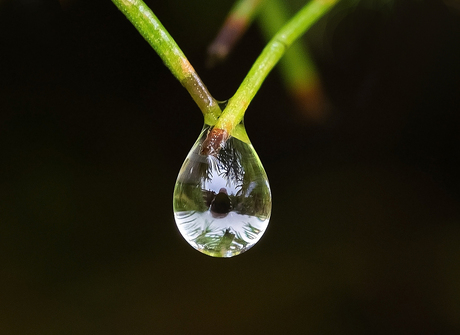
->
[203,156,241,195]
[175,209,269,256]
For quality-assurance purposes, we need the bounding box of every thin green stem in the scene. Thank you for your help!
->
[259,0,316,90]
[111,0,221,125]
[214,0,337,136]
[258,0,328,120]
[112,0,337,154]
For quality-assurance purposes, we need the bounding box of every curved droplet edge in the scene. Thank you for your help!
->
[231,124,250,144]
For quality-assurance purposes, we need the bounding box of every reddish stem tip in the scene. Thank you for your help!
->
[200,128,229,156]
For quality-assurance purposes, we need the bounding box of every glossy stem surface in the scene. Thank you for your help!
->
[214,0,338,136]
[111,0,221,125]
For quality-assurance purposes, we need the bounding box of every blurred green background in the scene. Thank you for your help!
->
[1,0,460,333]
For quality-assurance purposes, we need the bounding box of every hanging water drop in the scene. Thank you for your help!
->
[173,121,272,258]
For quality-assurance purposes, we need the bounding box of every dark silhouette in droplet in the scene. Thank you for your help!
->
[210,188,232,218]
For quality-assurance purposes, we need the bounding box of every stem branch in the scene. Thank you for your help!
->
[213,0,337,136]
[258,0,328,121]
[111,0,221,124]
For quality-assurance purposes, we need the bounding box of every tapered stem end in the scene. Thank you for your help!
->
[200,128,229,156]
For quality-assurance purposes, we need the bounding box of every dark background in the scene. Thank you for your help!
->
[1,0,460,333]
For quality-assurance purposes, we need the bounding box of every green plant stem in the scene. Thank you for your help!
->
[259,0,317,92]
[207,0,264,67]
[111,0,337,153]
[111,0,221,125]
[258,0,327,120]
[214,0,337,136]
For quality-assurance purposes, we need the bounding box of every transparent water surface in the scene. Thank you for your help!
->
[173,125,271,257]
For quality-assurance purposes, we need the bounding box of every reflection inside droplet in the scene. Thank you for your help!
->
[173,123,271,258]
[210,188,231,218]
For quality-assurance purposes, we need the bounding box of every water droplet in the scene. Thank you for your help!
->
[173,122,271,258]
